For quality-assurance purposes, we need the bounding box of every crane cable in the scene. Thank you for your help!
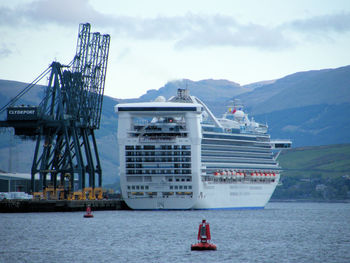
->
[0,65,52,114]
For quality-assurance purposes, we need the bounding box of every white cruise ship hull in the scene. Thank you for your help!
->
[115,89,290,210]
[193,181,277,209]
[123,181,278,210]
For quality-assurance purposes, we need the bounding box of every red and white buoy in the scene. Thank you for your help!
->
[191,219,217,251]
[84,205,94,218]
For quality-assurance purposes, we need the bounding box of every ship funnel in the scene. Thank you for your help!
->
[177,88,190,99]
[170,88,193,103]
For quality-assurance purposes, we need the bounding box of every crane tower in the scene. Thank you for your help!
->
[0,23,110,199]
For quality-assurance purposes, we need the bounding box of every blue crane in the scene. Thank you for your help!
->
[0,23,110,199]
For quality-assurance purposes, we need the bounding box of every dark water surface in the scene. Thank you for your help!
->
[1,202,349,263]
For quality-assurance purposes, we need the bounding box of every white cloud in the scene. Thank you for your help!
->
[0,44,12,58]
[288,12,350,33]
[0,0,349,51]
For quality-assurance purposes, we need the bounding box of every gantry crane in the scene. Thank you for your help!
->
[0,23,110,199]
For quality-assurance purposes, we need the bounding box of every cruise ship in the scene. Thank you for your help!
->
[115,89,291,210]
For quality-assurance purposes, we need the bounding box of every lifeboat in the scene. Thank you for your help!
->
[191,219,217,251]
[84,205,94,218]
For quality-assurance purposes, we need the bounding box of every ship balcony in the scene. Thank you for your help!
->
[138,134,188,142]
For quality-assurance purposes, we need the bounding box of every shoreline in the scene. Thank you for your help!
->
[0,199,129,213]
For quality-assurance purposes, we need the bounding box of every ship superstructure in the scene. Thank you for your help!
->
[115,89,291,209]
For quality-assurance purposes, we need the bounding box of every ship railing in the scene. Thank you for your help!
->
[201,174,275,184]
[139,136,177,142]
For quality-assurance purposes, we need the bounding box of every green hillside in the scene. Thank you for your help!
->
[273,144,350,201]
[279,144,350,177]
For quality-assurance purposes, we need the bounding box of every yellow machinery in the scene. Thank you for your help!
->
[94,187,104,200]
[33,185,105,201]
[43,186,57,200]
[84,187,94,200]
[41,185,66,200]
[57,186,65,200]
[68,191,84,200]
[33,192,44,200]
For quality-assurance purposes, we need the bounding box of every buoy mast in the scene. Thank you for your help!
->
[198,219,211,243]
[191,219,217,251]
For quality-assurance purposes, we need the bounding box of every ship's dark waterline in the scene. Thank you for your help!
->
[1,202,349,263]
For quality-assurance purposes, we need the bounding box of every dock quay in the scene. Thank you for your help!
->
[0,199,129,213]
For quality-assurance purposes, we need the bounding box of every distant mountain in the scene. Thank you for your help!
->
[0,65,350,185]
[237,66,350,146]
[138,78,249,102]
[253,103,350,146]
[237,66,350,114]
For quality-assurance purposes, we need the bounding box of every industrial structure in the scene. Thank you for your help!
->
[0,23,110,200]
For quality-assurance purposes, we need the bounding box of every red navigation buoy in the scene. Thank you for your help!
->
[84,205,94,218]
[191,219,217,251]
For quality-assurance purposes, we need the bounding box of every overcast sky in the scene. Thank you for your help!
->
[1,0,350,99]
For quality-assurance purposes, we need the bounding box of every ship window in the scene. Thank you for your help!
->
[170,186,173,190]
[175,186,178,189]
[181,178,185,182]
[132,186,135,190]
[136,186,140,190]
[179,186,183,189]
[184,186,187,189]
[189,186,192,189]
[125,145,134,150]
[169,178,173,182]
[176,178,179,182]
[144,176,152,182]
[120,106,198,111]
[145,186,149,190]
[127,186,130,190]
[144,145,155,150]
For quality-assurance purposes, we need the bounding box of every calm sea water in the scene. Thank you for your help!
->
[0,202,349,263]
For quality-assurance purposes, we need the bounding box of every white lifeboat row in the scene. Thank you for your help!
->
[213,170,279,178]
